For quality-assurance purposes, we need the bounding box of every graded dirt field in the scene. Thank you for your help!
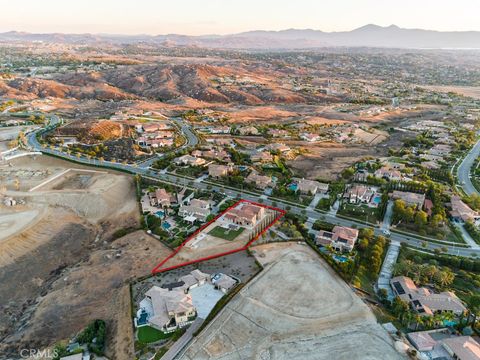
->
[179,243,405,360]
[0,155,156,360]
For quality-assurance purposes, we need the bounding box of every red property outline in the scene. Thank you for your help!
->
[151,199,286,274]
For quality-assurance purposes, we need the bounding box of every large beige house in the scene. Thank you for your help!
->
[208,164,232,178]
[295,178,329,195]
[149,188,176,208]
[144,286,196,332]
[316,226,359,252]
[223,204,265,227]
[390,276,466,317]
[450,195,480,223]
[245,172,273,190]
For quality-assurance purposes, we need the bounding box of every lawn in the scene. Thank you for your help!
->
[137,326,172,343]
[338,203,380,223]
[208,226,244,241]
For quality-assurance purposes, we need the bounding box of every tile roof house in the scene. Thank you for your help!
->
[265,143,291,153]
[223,204,265,227]
[316,226,359,252]
[179,199,211,222]
[449,195,480,223]
[295,178,329,195]
[179,269,210,292]
[344,185,375,204]
[391,190,426,209]
[149,188,176,208]
[268,129,289,138]
[238,126,259,135]
[374,166,402,181]
[442,336,480,360]
[208,164,232,178]
[300,133,321,142]
[212,273,237,293]
[245,172,274,189]
[251,151,273,163]
[174,155,207,167]
[144,286,196,331]
[390,276,467,316]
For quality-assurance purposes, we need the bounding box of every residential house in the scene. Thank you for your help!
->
[390,276,467,317]
[251,151,273,163]
[179,269,210,292]
[268,129,289,138]
[137,137,174,148]
[144,286,196,332]
[391,190,426,209]
[208,164,233,178]
[149,188,176,208]
[265,143,291,153]
[300,133,321,142]
[238,126,259,135]
[192,148,231,162]
[374,166,402,181]
[316,226,359,252]
[295,178,329,195]
[442,336,480,360]
[424,199,434,217]
[344,185,375,204]
[449,195,480,223]
[179,199,211,222]
[209,126,231,134]
[212,273,237,293]
[223,204,265,227]
[245,172,274,190]
[429,144,452,157]
[174,155,207,167]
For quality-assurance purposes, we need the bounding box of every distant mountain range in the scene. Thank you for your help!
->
[2,25,480,49]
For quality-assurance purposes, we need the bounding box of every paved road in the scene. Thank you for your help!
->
[25,118,480,258]
[458,137,480,196]
[454,223,480,250]
[132,117,199,169]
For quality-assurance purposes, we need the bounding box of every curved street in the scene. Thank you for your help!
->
[457,137,480,196]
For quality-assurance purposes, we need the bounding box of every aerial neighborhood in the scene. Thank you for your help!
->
[1,20,480,360]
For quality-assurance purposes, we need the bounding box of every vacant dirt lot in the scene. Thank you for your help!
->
[180,243,405,360]
[0,156,159,360]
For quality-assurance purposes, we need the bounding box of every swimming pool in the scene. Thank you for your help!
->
[162,222,171,230]
[333,254,349,263]
[372,195,382,205]
[288,183,298,191]
[155,210,164,218]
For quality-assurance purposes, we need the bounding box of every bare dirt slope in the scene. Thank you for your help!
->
[180,243,405,360]
[0,156,163,360]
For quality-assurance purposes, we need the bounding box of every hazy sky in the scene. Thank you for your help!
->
[1,0,479,35]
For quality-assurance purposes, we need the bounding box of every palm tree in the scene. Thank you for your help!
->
[466,295,480,327]
[414,314,424,331]
[434,270,455,289]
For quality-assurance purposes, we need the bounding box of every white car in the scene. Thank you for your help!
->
[382,229,391,236]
